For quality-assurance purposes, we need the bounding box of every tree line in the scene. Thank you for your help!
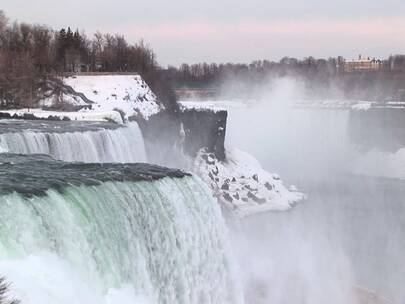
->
[165,56,405,101]
[0,10,176,110]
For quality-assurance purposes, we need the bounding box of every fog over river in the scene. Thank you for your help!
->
[225,90,405,303]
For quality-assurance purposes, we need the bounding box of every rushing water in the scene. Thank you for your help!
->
[0,153,242,304]
[1,102,403,304]
[0,121,146,163]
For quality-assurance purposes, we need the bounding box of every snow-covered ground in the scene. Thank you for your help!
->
[351,102,372,111]
[179,100,247,112]
[194,148,304,218]
[0,75,162,124]
[0,109,124,124]
[64,75,161,120]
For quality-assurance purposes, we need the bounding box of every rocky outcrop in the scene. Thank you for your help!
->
[136,111,185,168]
[194,149,304,217]
[180,108,227,161]
[137,108,227,168]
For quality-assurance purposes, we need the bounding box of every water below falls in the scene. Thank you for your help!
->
[226,103,405,303]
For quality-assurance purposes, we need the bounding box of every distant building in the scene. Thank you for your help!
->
[344,55,383,72]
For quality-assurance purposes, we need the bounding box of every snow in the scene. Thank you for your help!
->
[179,100,247,112]
[194,148,304,218]
[1,75,162,123]
[0,109,123,124]
[351,102,372,111]
[2,75,162,123]
[64,75,161,120]
[39,94,87,108]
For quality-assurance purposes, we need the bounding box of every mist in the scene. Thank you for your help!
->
[221,77,405,303]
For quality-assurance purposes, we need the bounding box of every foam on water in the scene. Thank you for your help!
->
[0,176,242,304]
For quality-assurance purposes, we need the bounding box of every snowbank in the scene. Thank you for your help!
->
[2,75,161,123]
[179,100,246,112]
[351,102,372,111]
[194,148,304,218]
[63,75,161,120]
[0,109,123,124]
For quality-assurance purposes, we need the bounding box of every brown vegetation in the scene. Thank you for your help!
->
[0,10,176,111]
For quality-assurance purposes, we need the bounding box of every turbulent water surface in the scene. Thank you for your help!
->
[0,119,243,303]
[0,153,241,304]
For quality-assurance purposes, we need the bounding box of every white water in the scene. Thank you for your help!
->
[227,103,353,178]
[220,80,404,303]
[0,122,146,163]
[0,177,242,304]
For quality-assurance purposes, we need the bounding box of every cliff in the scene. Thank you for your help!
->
[180,109,227,161]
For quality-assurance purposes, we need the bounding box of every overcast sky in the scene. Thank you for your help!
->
[2,0,405,66]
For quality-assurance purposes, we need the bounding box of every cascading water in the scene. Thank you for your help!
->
[0,154,242,304]
[223,92,405,303]
[227,104,353,178]
[0,121,146,163]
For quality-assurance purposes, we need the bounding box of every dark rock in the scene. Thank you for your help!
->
[244,184,256,191]
[208,172,214,181]
[23,113,37,120]
[47,115,62,121]
[247,191,267,204]
[0,112,11,119]
[221,182,229,190]
[180,108,227,161]
[264,182,273,190]
[137,111,184,168]
[222,193,233,203]
[212,166,219,175]
[252,174,259,181]
[233,193,240,200]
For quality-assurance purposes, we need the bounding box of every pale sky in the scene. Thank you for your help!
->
[2,0,405,66]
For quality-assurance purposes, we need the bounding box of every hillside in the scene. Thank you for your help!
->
[1,74,162,124]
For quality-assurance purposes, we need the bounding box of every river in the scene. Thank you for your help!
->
[226,102,405,303]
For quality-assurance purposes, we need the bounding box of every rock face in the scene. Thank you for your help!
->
[138,108,227,168]
[180,109,227,161]
[136,111,184,168]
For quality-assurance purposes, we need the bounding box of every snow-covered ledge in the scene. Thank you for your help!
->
[0,74,163,124]
[0,108,124,124]
[61,75,162,120]
[194,148,304,218]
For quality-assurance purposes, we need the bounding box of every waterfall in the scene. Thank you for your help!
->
[0,122,146,163]
[0,159,242,303]
[227,105,352,177]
